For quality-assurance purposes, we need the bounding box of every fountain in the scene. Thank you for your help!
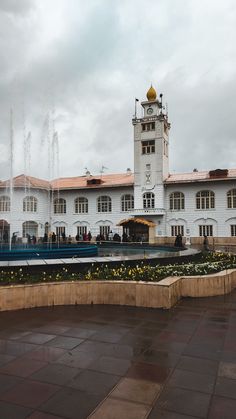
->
[0,109,98,261]
[0,109,197,267]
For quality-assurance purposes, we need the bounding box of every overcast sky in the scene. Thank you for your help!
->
[0,0,236,181]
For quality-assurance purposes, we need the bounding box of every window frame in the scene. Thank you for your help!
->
[75,197,88,214]
[121,194,134,212]
[141,122,155,132]
[77,226,87,236]
[143,192,155,209]
[169,192,185,211]
[23,196,37,213]
[227,189,236,209]
[97,195,112,213]
[100,225,110,238]
[230,225,236,236]
[199,225,213,236]
[141,140,155,154]
[53,198,66,214]
[171,225,184,237]
[196,190,215,210]
[0,196,10,212]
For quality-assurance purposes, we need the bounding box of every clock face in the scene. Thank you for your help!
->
[147,107,153,115]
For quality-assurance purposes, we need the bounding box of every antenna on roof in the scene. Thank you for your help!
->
[160,93,163,114]
[134,98,139,119]
[100,166,108,177]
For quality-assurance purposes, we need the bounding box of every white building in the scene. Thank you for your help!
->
[0,85,236,245]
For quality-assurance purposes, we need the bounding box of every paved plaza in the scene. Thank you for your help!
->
[0,292,235,418]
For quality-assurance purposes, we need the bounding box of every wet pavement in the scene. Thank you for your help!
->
[0,291,235,418]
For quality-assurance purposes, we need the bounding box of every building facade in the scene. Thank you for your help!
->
[0,85,236,244]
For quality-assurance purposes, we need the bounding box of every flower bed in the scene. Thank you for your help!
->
[0,252,235,285]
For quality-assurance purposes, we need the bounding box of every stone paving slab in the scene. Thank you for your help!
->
[0,290,235,417]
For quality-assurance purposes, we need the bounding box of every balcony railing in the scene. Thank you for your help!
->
[128,208,166,216]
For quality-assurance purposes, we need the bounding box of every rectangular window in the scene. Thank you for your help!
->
[199,225,213,236]
[56,227,65,239]
[142,140,155,154]
[171,225,184,236]
[164,140,168,157]
[141,122,155,131]
[99,226,110,239]
[230,225,236,236]
[77,226,87,237]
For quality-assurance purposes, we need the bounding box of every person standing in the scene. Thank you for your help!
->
[203,235,209,251]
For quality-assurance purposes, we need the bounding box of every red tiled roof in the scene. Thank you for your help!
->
[51,173,134,190]
[0,175,50,189]
[165,169,236,184]
[0,169,235,191]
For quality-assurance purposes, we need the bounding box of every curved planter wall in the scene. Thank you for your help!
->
[0,269,236,312]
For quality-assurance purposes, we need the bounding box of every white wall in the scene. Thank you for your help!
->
[165,181,236,237]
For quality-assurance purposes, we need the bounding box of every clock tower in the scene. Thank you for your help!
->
[132,85,170,233]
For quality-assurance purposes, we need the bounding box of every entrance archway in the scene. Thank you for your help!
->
[117,217,156,242]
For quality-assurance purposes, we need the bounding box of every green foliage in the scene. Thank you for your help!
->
[0,252,236,285]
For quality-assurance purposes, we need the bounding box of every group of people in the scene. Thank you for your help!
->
[174,233,210,251]
[75,231,92,242]
[96,232,122,242]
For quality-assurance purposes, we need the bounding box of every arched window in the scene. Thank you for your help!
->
[169,192,185,210]
[121,194,134,212]
[23,196,37,212]
[227,189,236,209]
[54,198,66,214]
[97,196,112,212]
[196,191,215,210]
[0,196,10,212]
[75,197,88,213]
[143,192,155,209]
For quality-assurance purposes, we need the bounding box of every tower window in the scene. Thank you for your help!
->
[164,140,168,157]
[142,123,155,131]
[143,192,155,209]
[142,140,155,154]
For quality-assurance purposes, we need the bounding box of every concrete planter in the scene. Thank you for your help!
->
[0,269,236,312]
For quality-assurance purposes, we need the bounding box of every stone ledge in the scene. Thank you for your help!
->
[0,269,236,312]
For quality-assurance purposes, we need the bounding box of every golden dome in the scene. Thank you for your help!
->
[146,85,157,101]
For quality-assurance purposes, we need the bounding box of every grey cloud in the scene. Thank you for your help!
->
[0,0,34,15]
[0,0,236,180]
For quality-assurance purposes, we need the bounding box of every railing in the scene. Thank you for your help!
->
[129,208,166,215]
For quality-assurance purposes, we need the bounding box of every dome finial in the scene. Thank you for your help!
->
[146,85,157,101]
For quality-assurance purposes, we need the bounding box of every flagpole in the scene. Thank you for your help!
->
[135,98,139,119]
